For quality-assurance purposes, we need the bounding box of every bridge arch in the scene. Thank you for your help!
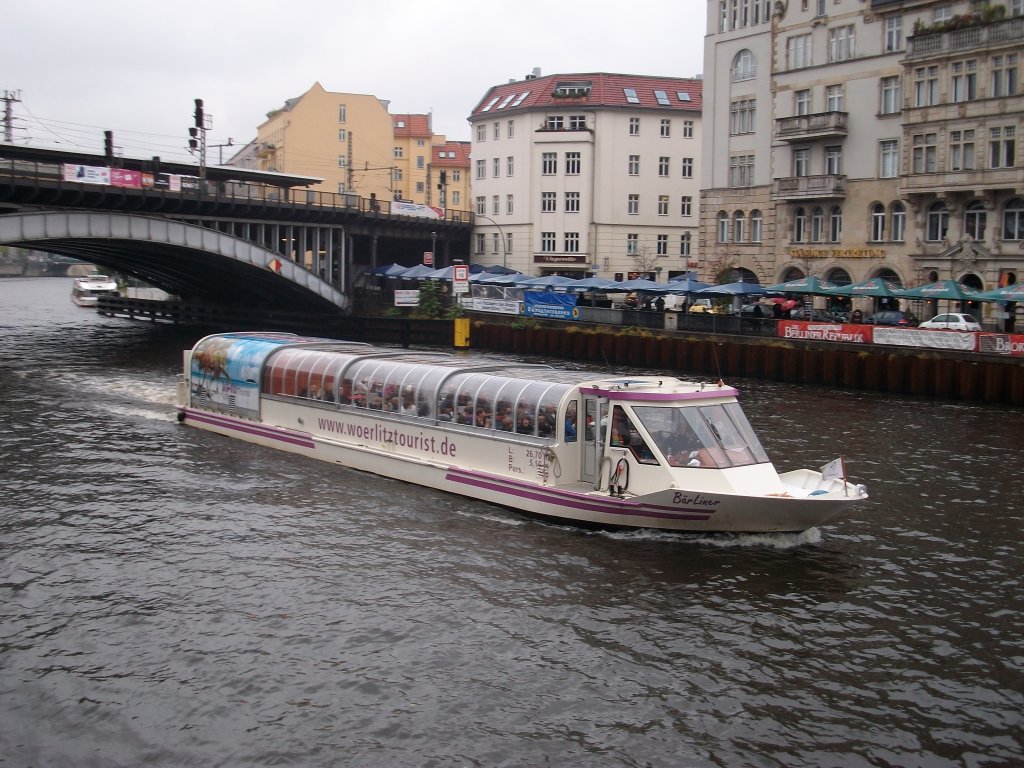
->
[0,211,348,313]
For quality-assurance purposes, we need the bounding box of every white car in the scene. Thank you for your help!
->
[918,313,982,331]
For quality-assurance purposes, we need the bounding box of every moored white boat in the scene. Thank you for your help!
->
[71,273,118,306]
[176,332,868,533]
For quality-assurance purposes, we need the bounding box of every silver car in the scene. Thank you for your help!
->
[918,313,982,331]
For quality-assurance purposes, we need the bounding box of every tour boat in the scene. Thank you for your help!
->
[71,273,118,307]
[176,332,868,533]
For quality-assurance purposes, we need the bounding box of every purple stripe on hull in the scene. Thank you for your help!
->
[445,469,713,522]
[183,409,316,449]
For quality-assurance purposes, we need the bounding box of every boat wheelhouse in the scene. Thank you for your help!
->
[71,274,118,307]
[177,332,868,533]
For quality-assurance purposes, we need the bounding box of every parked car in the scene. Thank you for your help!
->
[790,307,843,322]
[918,313,982,331]
[863,310,919,327]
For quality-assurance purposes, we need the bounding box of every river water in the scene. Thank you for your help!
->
[1,277,1021,768]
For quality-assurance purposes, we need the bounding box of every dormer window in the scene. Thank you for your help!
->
[624,88,640,104]
[553,80,592,98]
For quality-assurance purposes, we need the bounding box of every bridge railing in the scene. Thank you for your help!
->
[0,158,474,225]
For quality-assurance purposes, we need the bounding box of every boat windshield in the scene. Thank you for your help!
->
[632,403,770,469]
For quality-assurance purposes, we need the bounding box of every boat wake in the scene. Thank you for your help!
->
[597,526,823,548]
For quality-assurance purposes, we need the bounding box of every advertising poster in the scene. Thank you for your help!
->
[523,292,578,320]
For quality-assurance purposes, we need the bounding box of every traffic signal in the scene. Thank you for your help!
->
[188,127,199,151]
[194,98,204,128]
[104,130,113,158]
[439,170,447,185]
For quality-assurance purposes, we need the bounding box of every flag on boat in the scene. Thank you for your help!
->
[820,457,845,482]
[268,258,283,273]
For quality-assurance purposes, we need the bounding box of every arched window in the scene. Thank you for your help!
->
[870,203,886,242]
[731,49,757,81]
[717,211,730,243]
[926,202,949,242]
[965,200,987,240]
[876,268,903,288]
[782,267,805,282]
[811,206,825,242]
[1004,198,1024,240]
[829,206,843,243]
[826,268,852,287]
[733,211,746,243]
[793,207,807,242]
[890,202,906,242]
[750,210,763,242]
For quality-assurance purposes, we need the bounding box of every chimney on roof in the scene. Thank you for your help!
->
[525,67,541,80]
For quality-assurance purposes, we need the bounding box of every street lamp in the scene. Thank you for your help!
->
[431,231,437,267]
[474,214,508,269]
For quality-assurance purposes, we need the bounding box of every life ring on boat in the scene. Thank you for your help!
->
[176,410,185,423]
[610,457,629,494]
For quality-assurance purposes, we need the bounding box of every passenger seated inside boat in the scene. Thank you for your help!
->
[609,406,658,464]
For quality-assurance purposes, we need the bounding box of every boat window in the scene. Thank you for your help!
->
[294,350,323,399]
[474,377,504,430]
[264,348,307,396]
[536,383,570,438]
[493,378,530,432]
[305,351,334,401]
[564,400,578,442]
[514,381,550,435]
[455,373,491,427]
[346,360,379,407]
[437,373,468,422]
[608,405,658,464]
[633,404,769,468]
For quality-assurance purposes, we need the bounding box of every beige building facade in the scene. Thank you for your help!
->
[469,72,703,278]
[701,0,1023,315]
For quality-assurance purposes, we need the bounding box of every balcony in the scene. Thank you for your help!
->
[775,111,848,142]
[773,175,846,200]
[908,15,1023,59]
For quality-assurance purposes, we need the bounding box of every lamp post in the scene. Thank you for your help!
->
[431,231,437,267]
[474,214,508,270]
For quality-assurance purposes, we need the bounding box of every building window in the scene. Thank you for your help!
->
[506,194,514,215]
[565,191,580,213]
[681,158,694,178]
[452,190,460,206]
[793,207,807,242]
[416,181,424,193]
[1004,198,1024,240]
[933,4,953,23]
[415,155,423,169]
[393,146,403,160]
[750,210,763,242]
[475,196,485,215]
[628,155,640,175]
[825,145,842,175]
[656,234,668,255]
[951,60,977,102]
[476,159,486,179]
[680,195,692,217]
[339,129,347,141]
[452,170,461,182]
[541,232,556,252]
[732,49,757,81]
[660,119,671,138]
[542,152,557,175]
[627,233,638,254]
[733,211,746,242]
[914,66,939,107]
[811,206,825,242]
[825,85,843,112]
[730,98,756,134]
[493,122,501,140]
[658,156,670,177]
[476,124,486,142]
[950,129,976,171]
[508,120,515,138]
[794,89,811,116]
[546,115,564,130]
[965,200,987,240]
[927,202,949,241]
[912,133,937,173]
[871,203,886,242]
[475,233,485,253]
[338,104,347,122]
[492,195,500,215]
[787,34,813,69]
[541,191,556,212]
[507,156,514,176]
[828,25,855,63]
[989,126,1016,169]
[829,206,843,242]
[991,54,1019,98]
[681,231,692,255]
[393,168,402,181]
[565,152,581,175]
[569,114,586,130]
[891,203,906,242]
[881,76,901,115]
[793,147,810,177]
[658,195,669,216]
[718,211,730,243]
[629,117,640,136]
[506,232,513,255]
[880,139,899,178]
[337,155,347,168]
[884,15,902,52]
[729,155,754,187]
[628,194,639,215]
[493,158,500,177]
[683,120,694,138]
[564,232,580,253]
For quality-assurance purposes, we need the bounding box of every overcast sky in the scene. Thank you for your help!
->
[4,1,706,166]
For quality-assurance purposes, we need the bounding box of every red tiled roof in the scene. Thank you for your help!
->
[392,114,432,137]
[469,72,702,118]
[433,141,471,167]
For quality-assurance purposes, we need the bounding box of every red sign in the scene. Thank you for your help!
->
[424,251,433,266]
